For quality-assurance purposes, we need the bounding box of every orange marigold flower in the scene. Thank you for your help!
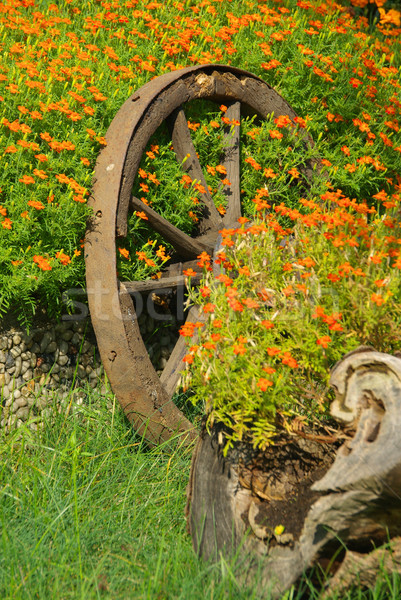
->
[144,257,156,268]
[243,297,259,309]
[267,347,281,356]
[226,295,242,311]
[182,354,194,364]
[197,251,212,270]
[274,115,292,128]
[203,341,216,351]
[312,305,326,318]
[2,218,12,229]
[19,175,35,185]
[269,129,283,139]
[282,285,295,296]
[261,320,274,329]
[35,154,48,162]
[200,286,211,298]
[299,256,316,268]
[233,343,246,355]
[55,251,71,265]
[33,169,47,179]
[203,303,216,313]
[257,377,274,391]
[187,121,200,132]
[370,253,385,264]
[136,211,148,220]
[56,174,71,184]
[294,116,307,128]
[148,173,160,185]
[217,273,233,286]
[33,255,51,270]
[0,206,6,217]
[371,293,385,306]
[281,352,299,368]
[119,248,130,259]
[179,322,196,337]
[261,59,281,70]
[28,200,45,210]
[264,167,277,179]
[317,336,331,349]
[349,78,362,88]
[183,268,197,277]
[194,182,206,194]
[328,322,343,332]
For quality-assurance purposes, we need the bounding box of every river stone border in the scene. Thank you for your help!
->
[0,311,179,432]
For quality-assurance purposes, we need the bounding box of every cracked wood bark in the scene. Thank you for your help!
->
[186,348,401,597]
[322,537,401,597]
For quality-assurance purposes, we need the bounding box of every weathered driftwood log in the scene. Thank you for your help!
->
[186,348,401,597]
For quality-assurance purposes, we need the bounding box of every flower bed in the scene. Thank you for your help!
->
[0,0,400,328]
[0,0,400,434]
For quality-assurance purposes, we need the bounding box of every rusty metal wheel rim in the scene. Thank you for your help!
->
[85,64,317,446]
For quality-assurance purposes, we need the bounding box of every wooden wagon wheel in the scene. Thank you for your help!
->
[85,64,316,446]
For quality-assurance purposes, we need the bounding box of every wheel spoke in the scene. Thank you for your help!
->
[221,101,241,226]
[121,271,202,295]
[160,306,204,399]
[167,106,221,230]
[130,196,214,259]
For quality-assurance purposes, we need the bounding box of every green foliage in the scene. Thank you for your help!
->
[184,186,401,450]
[0,0,400,326]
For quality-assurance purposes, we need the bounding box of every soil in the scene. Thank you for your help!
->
[219,426,342,543]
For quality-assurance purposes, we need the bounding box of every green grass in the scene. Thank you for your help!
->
[1,386,401,599]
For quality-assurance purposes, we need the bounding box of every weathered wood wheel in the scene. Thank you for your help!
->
[187,348,401,597]
[85,64,316,446]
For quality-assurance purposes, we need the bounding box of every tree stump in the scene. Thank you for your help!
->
[186,348,401,596]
